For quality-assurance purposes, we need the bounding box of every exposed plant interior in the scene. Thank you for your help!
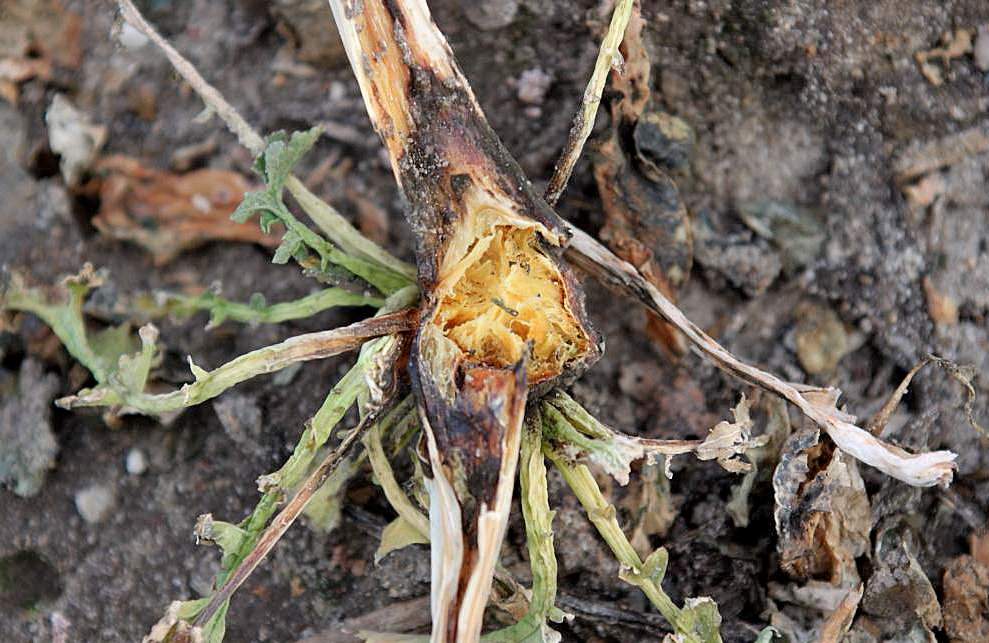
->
[433,222,591,382]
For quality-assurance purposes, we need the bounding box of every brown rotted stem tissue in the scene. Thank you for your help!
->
[327,1,599,640]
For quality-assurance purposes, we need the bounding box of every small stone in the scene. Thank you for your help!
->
[461,0,518,31]
[125,448,147,476]
[271,0,347,67]
[118,22,149,50]
[975,25,989,72]
[794,301,850,375]
[516,68,552,105]
[74,484,116,524]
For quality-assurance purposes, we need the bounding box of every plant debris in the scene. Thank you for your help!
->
[92,155,279,265]
[773,428,870,585]
[592,5,692,353]
[914,29,974,86]
[46,94,106,187]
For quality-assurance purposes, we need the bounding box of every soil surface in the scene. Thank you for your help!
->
[2,1,988,642]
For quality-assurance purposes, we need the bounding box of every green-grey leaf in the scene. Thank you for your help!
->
[231,191,277,224]
[375,516,430,564]
[272,230,304,265]
[261,127,323,194]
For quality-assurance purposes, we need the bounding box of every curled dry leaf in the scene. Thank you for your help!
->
[861,521,942,636]
[773,428,870,585]
[92,156,280,264]
[592,5,692,355]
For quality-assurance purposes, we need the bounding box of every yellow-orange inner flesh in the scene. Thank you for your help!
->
[433,225,590,383]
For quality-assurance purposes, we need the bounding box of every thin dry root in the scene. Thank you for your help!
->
[565,227,958,488]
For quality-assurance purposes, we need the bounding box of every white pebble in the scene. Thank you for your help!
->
[118,22,150,50]
[125,448,148,476]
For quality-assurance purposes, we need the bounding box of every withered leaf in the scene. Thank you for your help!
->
[772,428,870,585]
[862,522,942,635]
[592,6,692,354]
[92,156,280,265]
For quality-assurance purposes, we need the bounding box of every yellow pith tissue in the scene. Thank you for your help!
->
[434,226,589,382]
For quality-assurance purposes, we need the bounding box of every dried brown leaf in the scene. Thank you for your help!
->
[92,155,280,264]
[592,3,691,356]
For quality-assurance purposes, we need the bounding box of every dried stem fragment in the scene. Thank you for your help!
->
[194,335,405,628]
[57,308,416,416]
[543,0,635,206]
[565,227,958,487]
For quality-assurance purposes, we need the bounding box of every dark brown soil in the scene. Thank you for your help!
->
[1,1,987,642]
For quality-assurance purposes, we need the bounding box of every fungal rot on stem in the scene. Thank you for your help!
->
[328,0,600,639]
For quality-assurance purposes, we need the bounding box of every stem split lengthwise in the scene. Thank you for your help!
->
[328,1,600,639]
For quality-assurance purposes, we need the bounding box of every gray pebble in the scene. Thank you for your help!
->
[462,0,518,30]
[75,484,116,524]
[975,26,989,72]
